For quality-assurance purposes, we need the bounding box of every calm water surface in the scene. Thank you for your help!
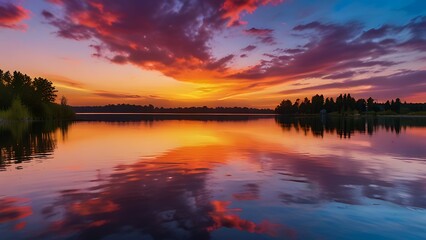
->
[0,116,425,240]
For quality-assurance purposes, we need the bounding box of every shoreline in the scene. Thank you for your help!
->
[1,114,426,124]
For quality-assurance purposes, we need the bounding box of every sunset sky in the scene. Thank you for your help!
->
[0,0,425,107]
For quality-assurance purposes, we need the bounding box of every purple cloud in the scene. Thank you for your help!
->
[42,0,283,82]
[0,2,29,30]
[230,18,424,84]
[280,70,426,100]
[244,27,276,45]
[324,71,356,80]
[241,45,257,52]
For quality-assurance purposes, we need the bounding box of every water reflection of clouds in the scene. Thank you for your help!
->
[35,140,425,239]
[35,145,297,239]
[1,118,425,239]
[207,200,296,238]
[0,197,32,230]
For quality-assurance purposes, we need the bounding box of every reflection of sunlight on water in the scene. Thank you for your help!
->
[183,134,223,145]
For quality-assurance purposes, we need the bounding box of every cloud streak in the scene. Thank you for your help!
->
[49,75,143,99]
[280,70,426,100]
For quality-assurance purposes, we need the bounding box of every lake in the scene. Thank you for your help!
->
[0,115,425,240]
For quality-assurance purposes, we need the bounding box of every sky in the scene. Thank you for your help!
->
[0,0,425,107]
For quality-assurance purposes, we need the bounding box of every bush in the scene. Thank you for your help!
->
[0,99,31,121]
[40,102,75,120]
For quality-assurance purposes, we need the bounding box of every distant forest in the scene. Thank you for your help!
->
[73,94,426,115]
[275,94,426,115]
[0,69,74,120]
[73,105,274,114]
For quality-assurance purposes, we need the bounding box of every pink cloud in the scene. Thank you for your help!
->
[0,2,30,30]
[43,0,235,81]
[222,0,284,26]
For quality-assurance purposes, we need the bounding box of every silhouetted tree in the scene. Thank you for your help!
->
[61,96,68,106]
[292,99,300,113]
[276,94,423,115]
[393,98,401,113]
[311,94,324,113]
[298,98,311,114]
[356,99,367,112]
[0,69,73,119]
[324,97,335,113]
[33,77,57,103]
[336,94,343,113]
[367,97,375,112]
[347,94,356,111]
[384,100,391,111]
[275,99,293,114]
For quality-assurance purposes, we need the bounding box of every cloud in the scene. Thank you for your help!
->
[43,0,282,83]
[359,25,399,40]
[241,44,257,52]
[323,71,356,79]
[221,0,284,26]
[43,1,224,80]
[0,2,30,30]
[48,75,86,89]
[205,54,235,71]
[230,17,426,95]
[232,21,394,80]
[280,70,426,100]
[48,74,142,99]
[244,27,276,44]
[93,90,141,99]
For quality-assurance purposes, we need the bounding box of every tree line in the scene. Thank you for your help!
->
[275,94,426,115]
[0,69,74,120]
[73,104,274,114]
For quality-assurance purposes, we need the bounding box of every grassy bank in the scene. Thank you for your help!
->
[0,99,31,121]
[0,99,75,122]
[407,111,426,116]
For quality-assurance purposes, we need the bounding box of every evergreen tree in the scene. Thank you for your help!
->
[356,99,367,112]
[367,97,375,112]
[311,94,325,113]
